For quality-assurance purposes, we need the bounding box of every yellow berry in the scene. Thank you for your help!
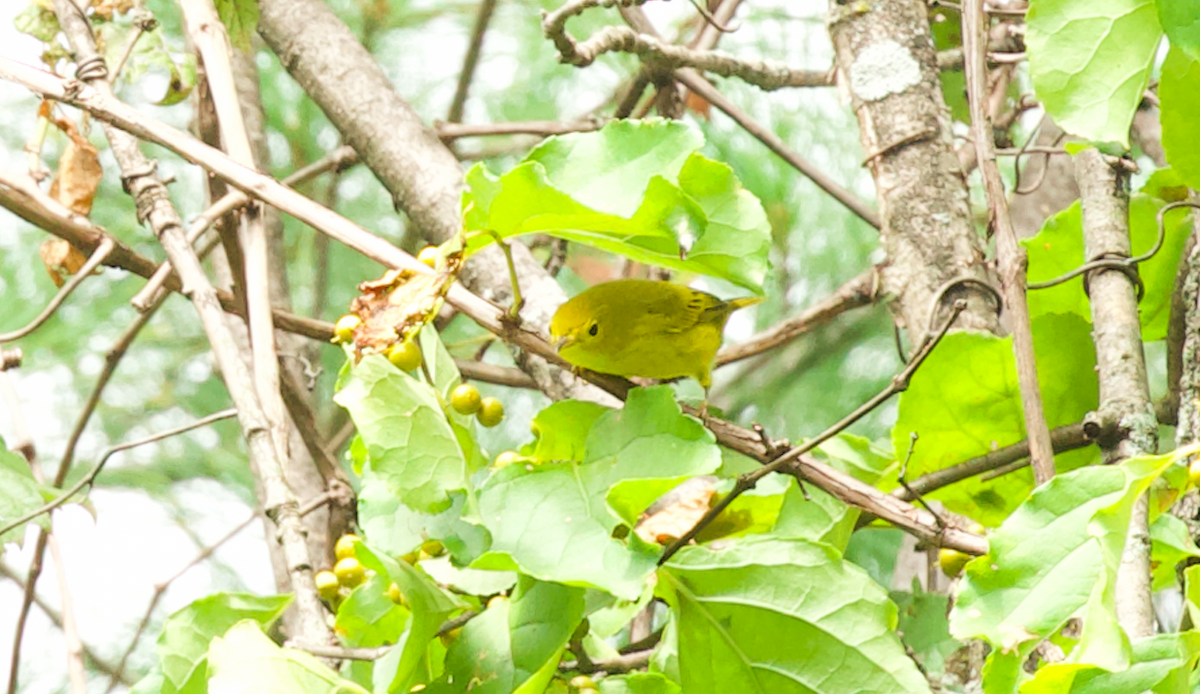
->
[1190,459,1200,488]
[315,570,340,602]
[569,675,596,691]
[450,383,483,415]
[493,451,521,469]
[421,539,446,557]
[938,548,970,577]
[487,594,509,610]
[387,582,409,608]
[418,245,439,268]
[388,340,423,372]
[334,314,361,343]
[439,626,462,647]
[334,557,366,588]
[477,397,504,428]
[401,551,420,565]
[334,534,360,562]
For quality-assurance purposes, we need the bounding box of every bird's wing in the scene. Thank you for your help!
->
[656,290,726,334]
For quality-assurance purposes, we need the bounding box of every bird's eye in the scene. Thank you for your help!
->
[588,323,599,337]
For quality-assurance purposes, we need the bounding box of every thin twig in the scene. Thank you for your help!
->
[131,145,358,310]
[435,120,602,139]
[962,0,1055,484]
[104,511,258,691]
[0,170,333,341]
[612,8,880,230]
[660,300,968,563]
[0,237,114,343]
[0,563,133,685]
[0,409,239,539]
[0,372,87,694]
[715,268,876,366]
[446,0,498,125]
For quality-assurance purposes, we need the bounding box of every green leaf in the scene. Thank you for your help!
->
[844,528,906,588]
[892,589,960,678]
[475,387,720,599]
[1023,196,1193,340]
[354,541,462,694]
[1158,0,1200,59]
[336,573,408,648]
[462,120,771,292]
[1149,513,1200,591]
[13,3,61,43]
[529,400,610,463]
[358,470,490,565]
[1160,46,1200,187]
[658,537,930,694]
[949,454,1174,659]
[214,0,259,52]
[891,313,1099,526]
[1018,632,1200,694]
[0,442,53,545]
[599,672,683,694]
[432,576,585,694]
[207,620,369,694]
[157,592,292,694]
[1026,0,1162,148]
[335,354,468,513]
[420,555,517,597]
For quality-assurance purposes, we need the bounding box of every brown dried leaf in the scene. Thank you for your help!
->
[49,120,102,217]
[90,0,133,19]
[40,238,88,287]
[635,481,717,545]
[348,247,464,360]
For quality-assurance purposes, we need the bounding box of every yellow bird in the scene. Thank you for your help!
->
[549,279,762,393]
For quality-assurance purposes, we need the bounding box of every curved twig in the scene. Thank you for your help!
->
[0,237,114,344]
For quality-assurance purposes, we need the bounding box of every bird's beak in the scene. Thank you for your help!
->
[554,335,574,352]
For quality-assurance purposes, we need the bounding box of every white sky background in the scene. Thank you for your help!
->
[0,1,845,691]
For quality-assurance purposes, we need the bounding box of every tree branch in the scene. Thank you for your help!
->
[963,0,1054,484]
[1076,147,1157,637]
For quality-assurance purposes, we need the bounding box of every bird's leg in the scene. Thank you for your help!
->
[487,231,524,325]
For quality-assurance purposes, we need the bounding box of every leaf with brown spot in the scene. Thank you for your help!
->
[347,247,464,360]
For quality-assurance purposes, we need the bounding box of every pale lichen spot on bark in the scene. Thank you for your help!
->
[849,39,922,102]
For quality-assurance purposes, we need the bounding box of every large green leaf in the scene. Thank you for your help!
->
[1160,46,1200,187]
[891,313,1099,526]
[428,576,585,694]
[358,468,490,565]
[474,387,720,599]
[0,441,52,545]
[462,120,771,292]
[156,592,292,694]
[1018,632,1200,694]
[1026,0,1162,147]
[528,400,610,463]
[658,537,931,694]
[206,620,369,694]
[335,354,469,513]
[1023,194,1193,341]
[1158,0,1200,59]
[949,454,1174,661]
[354,541,462,694]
